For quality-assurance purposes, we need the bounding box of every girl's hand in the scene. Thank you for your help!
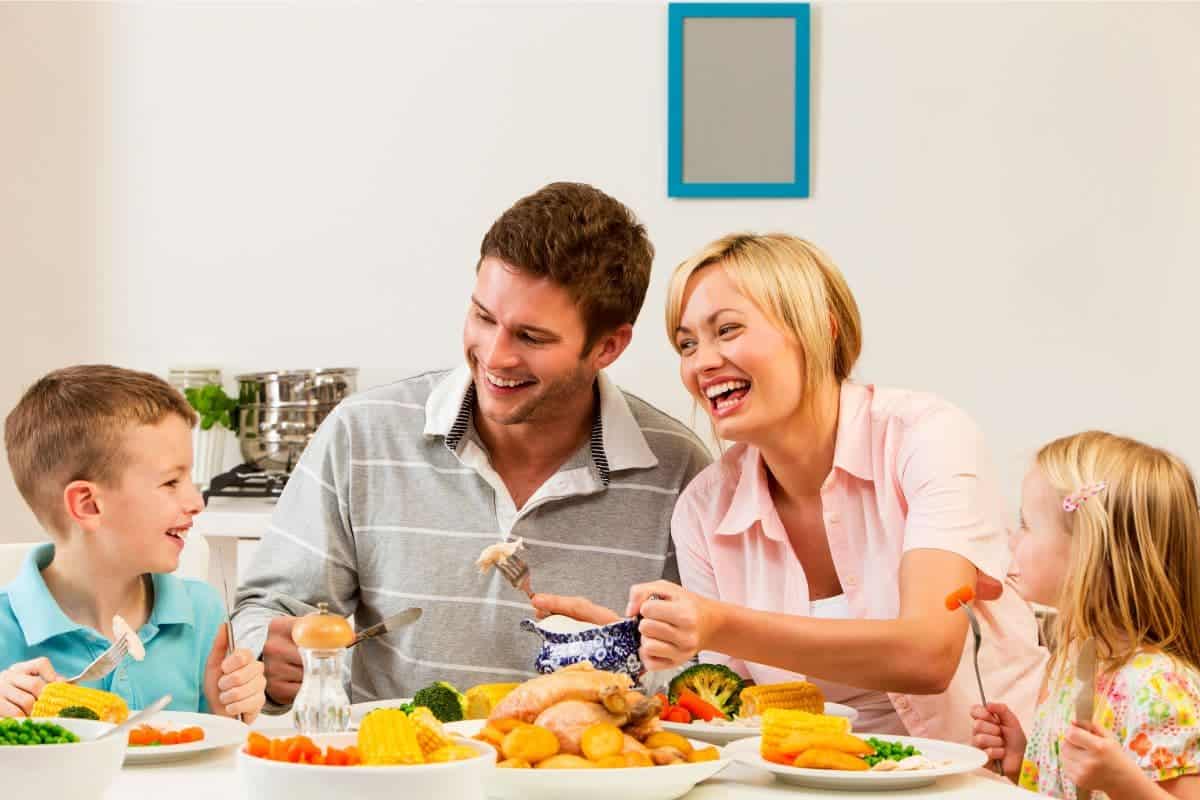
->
[203,625,267,722]
[970,702,1026,783]
[626,581,720,671]
[1061,720,1142,797]
[0,657,59,717]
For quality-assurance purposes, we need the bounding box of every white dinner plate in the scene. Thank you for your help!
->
[660,702,859,746]
[446,719,732,800]
[123,710,249,765]
[725,733,987,791]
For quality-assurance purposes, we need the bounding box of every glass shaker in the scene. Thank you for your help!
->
[291,603,354,734]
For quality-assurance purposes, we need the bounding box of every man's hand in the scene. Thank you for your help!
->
[203,625,267,722]
[262,616,304,706]
[0,657,58,717]
[530,594,620,625]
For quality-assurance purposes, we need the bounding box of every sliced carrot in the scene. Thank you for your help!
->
[944,585,975,611]
[665,706,692,724]
[676,689,724,722]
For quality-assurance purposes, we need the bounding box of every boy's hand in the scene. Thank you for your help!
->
[203,625,266,723]
[1062,720,1143,797]
[0,657,59,717]
[970,702,1026,783]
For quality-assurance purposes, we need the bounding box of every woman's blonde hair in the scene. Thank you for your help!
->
[665,234,863,412]
[1038,431,1200,678]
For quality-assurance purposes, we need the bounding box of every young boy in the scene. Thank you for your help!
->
[0,365,266,720]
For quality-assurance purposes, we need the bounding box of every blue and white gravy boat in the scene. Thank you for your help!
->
[521,615,643,682]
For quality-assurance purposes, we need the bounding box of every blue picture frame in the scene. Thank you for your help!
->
[668,3,811,198]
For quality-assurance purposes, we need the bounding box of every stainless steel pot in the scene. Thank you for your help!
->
[236,368,357,473]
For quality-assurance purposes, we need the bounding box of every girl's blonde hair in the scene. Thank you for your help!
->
[1038,431,1200,678]
[665,234,863,413]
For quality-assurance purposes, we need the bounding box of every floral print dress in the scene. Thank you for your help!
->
[1020,651,1200,798]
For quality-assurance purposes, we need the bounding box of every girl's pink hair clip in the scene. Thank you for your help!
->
[1063,481,1107,512]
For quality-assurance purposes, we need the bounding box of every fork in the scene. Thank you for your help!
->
[957,601,1005,775]
[496,553,533,598]
[63,637,129,684]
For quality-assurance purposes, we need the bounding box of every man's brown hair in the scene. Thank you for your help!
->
[479,182,654,351]
[4,364,197,534]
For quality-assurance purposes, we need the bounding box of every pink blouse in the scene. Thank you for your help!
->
[671,382,1048,743]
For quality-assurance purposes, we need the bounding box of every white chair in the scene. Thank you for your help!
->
[0,541,38,586]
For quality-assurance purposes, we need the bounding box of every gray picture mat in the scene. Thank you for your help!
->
[681,17,796,184]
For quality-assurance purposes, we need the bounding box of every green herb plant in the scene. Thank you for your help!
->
[184,384,239,434]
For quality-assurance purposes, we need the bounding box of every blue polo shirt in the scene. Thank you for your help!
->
[0,543,225,713]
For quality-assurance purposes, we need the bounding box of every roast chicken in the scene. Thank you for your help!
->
[489,663,663,755]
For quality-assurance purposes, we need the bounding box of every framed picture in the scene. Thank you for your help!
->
[668,3,811,198]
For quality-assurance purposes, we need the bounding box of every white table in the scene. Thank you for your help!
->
[106,745,1038,799]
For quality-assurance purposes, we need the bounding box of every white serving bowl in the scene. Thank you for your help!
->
[237,731,496,800]
[3,718,127,800]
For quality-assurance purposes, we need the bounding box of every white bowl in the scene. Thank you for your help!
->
[237,731,496,800]
[3,718,127,800]
[446,719,732,800]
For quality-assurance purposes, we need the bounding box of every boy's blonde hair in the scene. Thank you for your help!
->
[1038,431,1200,677]
[4,365,197,535]
[665,233,863,414]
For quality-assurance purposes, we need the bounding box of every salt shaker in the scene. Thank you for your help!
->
[291,603,354,734]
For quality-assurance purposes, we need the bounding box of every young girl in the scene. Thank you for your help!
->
[972,431,1200,799]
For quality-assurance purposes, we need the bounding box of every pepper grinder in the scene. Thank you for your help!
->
[291,603,354,734]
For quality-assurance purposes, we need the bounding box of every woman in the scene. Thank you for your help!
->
[535,234,1047,743]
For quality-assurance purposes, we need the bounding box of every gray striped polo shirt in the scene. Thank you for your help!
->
[232,366,712,702]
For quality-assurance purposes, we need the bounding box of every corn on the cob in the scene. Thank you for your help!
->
[739,681,825,716]
[465,683,519,719]
[31,683,128,723]
[357,708,424,765]
[761,708,851,757]
[409,706,452,756]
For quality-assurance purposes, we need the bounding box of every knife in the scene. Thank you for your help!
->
[1075,637,1097,723]
[348,607,423,648]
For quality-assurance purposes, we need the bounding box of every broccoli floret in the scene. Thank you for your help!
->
[667,663,745,718]
[411,681,467,722]
[57,706,100,721]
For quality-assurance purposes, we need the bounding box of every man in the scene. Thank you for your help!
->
[232,182,712,706]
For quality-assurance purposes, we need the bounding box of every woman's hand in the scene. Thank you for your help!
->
[970,702,1026,783]
[0,657,58,717]
[626,581,722,671]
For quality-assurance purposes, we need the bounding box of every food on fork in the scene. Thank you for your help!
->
[465,682,520,719]
[30,683,129,724]
[112,614,145,661]
[666,664,744,720]
[476,537,525,574]
[738,681,824,716]
[944,585,975,611]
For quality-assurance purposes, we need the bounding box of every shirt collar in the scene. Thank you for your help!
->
[7,544,195,647]
[713,382,875,539]
[423,364,658,480]
[832,381,875,483]
[8,543,84,646]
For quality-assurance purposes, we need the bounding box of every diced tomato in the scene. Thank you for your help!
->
[268,737,288,761]
[344,745,361,766]
[676,689,724,722]
[325,747,347,766]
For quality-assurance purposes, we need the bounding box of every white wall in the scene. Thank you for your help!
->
[2,2,1198,544]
